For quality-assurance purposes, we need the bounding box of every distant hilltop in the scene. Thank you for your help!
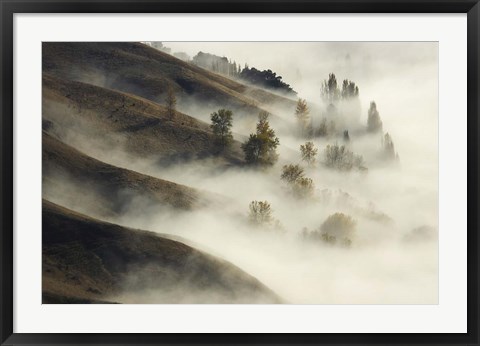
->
[192,51,297,96]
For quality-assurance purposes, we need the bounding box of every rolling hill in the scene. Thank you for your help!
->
[42,42,296,115]
[43,199,282,304]
[43,73,245,165]
[41,42,295,305]
[42,132,218,218]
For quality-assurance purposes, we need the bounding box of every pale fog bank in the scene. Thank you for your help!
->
[46,42,438,304]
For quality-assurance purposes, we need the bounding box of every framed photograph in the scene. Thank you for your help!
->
[1,0,479,345]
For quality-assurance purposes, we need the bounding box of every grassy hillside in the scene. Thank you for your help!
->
[43,73,244,165]
[42,42,296,115]
[43,200,282,304]
[42,132,217,218]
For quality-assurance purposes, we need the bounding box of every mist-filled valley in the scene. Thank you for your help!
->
[42,42,438,304]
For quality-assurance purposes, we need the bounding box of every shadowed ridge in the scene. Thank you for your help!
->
[42,199,283,304]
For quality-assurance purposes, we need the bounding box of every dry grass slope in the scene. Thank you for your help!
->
[43,200,282,304]
[42,42,295,115]
[42,132,214,217]
[43,73,244,165]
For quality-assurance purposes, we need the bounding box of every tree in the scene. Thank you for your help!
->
[295,98,310,136]
[249,200,273,226]
[343,130,350,142]
[381,132,398,161]
[281,164,304,184]
[242,111,280,166]
[317,118,328,137]
[300,141,318,166]
[316,118,336,137]
[210,109,233,150]
[324,143,366,171]
[242,134,263,163]
[367,101,383,133]
[341,80,359,99]
[293,177,315,199]
[320,212,356,239]
[281,164,315,199]
[301,213,355,247]
[239,67,297,95]
[321,73,340,104]
[165,88,177,120]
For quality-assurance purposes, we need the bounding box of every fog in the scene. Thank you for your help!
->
[44,42,438,304]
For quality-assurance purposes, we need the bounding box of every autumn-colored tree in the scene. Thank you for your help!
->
[281,164,305,184]
[281,164,315,199]
[242,111,280,166]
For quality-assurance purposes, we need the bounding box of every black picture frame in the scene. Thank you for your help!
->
[1,1,479,345]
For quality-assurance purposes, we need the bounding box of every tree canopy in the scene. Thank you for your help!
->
[210,109,234,151]
[239,67,297,95]
[242,111,280,166]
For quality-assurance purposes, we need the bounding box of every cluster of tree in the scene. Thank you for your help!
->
[320,73,359,104]
[239,67,297,96]
[364,102,399,163]
[294,98,341,139]
[300,141,318,166]
[324,143,367,171]
[301,212,356,247]
[248,200,282,230]
[281,164,315,199]
[341,79,360,99]
[248,200,273,226]
[192,52,241,77]
[315,117,337,137]
[242,111,280,166]
[318,73,362,130]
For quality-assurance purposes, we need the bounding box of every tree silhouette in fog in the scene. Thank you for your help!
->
[367,101,383,133]
[249,201,273,226]
[210,109,233,151]
[300,141,318,166]
[242,111,280,166]
[295,98,311,137]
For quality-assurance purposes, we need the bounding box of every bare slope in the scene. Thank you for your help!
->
[43,73,244,165]
[43,132,213,218]
[42,42,296,114]
[43,200,281,304]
